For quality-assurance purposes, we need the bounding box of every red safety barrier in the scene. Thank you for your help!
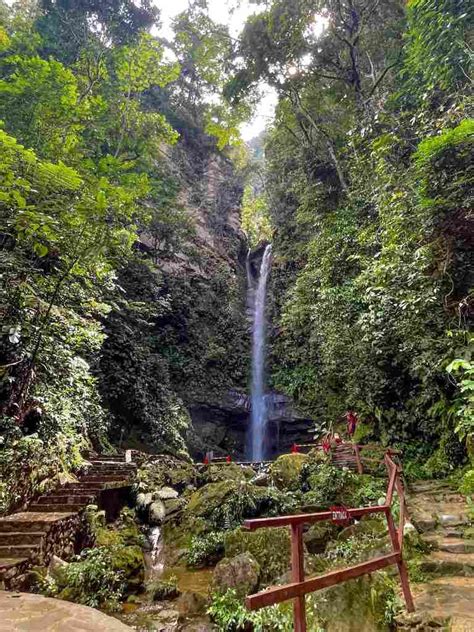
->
[243,451,414,632]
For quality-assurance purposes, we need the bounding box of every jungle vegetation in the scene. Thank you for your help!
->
[0,0,472,511]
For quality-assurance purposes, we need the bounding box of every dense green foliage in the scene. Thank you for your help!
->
[38,508,145,610]
[235,0,473,463]
[0,0,250,475]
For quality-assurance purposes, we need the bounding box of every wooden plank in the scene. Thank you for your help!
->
[291,524,306,632]
[246,553,401,610]
[244,504,387,530]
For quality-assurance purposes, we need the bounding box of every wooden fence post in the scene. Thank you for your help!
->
[354,444,363,474]
[291,524,307,632]
[385,505,415,612]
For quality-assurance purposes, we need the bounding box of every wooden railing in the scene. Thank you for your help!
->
[243,450,414,632]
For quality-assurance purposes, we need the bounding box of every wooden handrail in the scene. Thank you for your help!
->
[243,449,414,630]
[244,504,387,530]
[247,552,401,610]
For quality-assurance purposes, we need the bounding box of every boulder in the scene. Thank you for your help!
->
[136,492,153,510]
[176,591,207,617]
[270,453,308,491]
[224,527,290,586]
[304,523,338,554]
[48,555,69,581]
[212,552,260,599]
[163,498,186,522]
[149,500,166,525]
[250,472,270,487]
[155,487,179,500]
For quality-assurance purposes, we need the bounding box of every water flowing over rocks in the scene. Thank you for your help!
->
[188,389,314,459]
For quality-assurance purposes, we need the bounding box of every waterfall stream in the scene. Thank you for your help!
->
[149,526,165,576]
[250,244,272,462]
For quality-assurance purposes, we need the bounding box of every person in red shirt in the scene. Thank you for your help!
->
[346,410,358,436]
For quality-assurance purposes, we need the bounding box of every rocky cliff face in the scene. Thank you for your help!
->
[98,130,251,457]
[98,128,314,459]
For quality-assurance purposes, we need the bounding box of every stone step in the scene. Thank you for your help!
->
[412,510,469,532]
[36,494,95,505]
[28,503,86,513]
[0,544,39,558]
[79,475,130,483]
[420,551,474,577]
[410,481,453,494]
[88,454,128,462]
[87,461,135,468]
[425,536,474,554]
[0,532,45,546]
[48,487,101,496]
[0,512,75,533]
[64,483,104,491]
[86,467,135,475]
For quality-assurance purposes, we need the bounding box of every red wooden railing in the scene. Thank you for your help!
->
[243,450,414,632]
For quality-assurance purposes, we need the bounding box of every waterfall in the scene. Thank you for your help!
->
[250,244,272,462]
[149,526,165,576]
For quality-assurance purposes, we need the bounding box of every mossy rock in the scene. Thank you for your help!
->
[212,552,260,599]
[304,522,339,554]
[337,518,386,542]
[110,544,145,592]
[309,572,398,631]
[139,457,197,494]
[270,453,308,491]
[200,463,254,485]
[224,527,290,586]
[187,481,236,517]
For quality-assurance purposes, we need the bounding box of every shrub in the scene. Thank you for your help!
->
[207,589,293,631]
[147,575,179,601]
[40,547,127,611]
[459,469,474,496]
[186,531,225,568]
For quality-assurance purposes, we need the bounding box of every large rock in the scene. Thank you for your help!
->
[212,552,260,599]
[154,487,179,500]
[149,500,166,525]
[224,527,290,586]
[136,492,153,511]
[270,453,307,491]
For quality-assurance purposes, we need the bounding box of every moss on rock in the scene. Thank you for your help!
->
[212,552,260,599]
[270,453,308,490]
[200,463,255,485]
[224,527,290,586]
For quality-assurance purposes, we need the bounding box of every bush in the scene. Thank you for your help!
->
[459,468,474,496]
[147,575,179,601]
[207,589,293,631]
[40,547,127,611]
[186,531,225,568]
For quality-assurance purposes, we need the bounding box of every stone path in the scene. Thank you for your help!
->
[400,479,474,630]
[0,454,136,587]
[0,590,132,631]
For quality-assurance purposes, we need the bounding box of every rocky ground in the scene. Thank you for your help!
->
[4,451,472,631]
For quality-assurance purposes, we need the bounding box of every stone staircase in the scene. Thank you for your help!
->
[0,454,136,588]
[400,479,474,630]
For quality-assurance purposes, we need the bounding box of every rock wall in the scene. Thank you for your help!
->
[99,128,251,456]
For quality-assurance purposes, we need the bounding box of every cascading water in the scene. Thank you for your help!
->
[250,244,272,462]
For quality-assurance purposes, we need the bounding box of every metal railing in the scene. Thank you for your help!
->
[243,450,414,632]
